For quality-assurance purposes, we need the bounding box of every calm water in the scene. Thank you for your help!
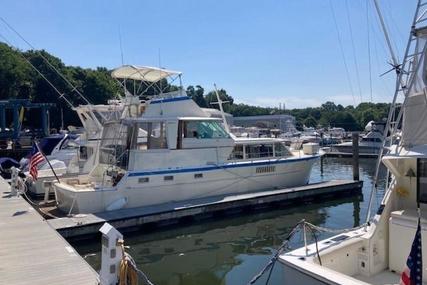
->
[73,157,387,285]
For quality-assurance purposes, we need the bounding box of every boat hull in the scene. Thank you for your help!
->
[54,155,319,214]
[281,260,334,285]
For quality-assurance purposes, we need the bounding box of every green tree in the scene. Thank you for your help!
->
[303,116,317,128]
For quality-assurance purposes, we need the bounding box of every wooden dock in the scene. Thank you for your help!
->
[0,178,99,285]
[48,179,363,239]
[324,151,378,158]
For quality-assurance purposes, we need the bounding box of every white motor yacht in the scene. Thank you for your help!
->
[331,127,384,155]
[52,65,320,214]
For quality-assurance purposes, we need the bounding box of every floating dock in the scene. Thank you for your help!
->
[47,179,363,239]
[323,151,378,158]
[0,179,99,285]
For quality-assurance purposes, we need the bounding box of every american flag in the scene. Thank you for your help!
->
[29,142,44,180]
[400,217,423,285]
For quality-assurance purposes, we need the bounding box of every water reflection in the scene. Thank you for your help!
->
[73,157,386,285]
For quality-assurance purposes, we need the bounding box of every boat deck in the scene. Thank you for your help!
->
[47,179,362,239]
[0,178,99,285]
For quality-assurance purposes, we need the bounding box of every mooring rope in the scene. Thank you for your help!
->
[304,221,369,234]
[118,240,155,285]
[247,220,305,285]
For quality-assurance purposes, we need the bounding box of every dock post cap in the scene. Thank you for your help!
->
[99,223,123,285]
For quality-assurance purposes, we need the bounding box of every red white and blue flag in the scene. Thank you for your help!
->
[29,142,44,180]
[400,217,423,285]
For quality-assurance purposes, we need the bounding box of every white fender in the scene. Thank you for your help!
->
[106,197,127,211]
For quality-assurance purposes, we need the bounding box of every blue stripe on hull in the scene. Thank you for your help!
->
[128,155,319,177]
[150,96,190,104]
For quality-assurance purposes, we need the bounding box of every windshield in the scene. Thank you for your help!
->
[184,121,230,139]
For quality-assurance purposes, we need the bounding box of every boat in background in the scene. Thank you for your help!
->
[24,97,143,197]
[327,121,386,155]
[53,65,320,214]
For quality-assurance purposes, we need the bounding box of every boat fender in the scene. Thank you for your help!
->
[106,197,128,211]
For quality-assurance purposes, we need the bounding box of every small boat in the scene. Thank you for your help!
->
[331,122,385,155]
[279,1,427,283]
[52,65,320,214]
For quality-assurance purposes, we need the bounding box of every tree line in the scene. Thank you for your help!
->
[0,42,391,132]
[187,86,392,131]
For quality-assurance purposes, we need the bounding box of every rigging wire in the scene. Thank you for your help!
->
[0,16,92,106]
[0,31,75,109]
[118,25,125,65]
[345,0,363,103]
[366,0,373,102]
[382,0,403,62]
[328,0,356,106]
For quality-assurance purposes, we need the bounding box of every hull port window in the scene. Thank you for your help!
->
[164,175,174,181]
[139,177,149,183]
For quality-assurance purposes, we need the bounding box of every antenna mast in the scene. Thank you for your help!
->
[212,84,231,133]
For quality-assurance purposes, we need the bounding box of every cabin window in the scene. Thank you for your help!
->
[79,146,93,160]
[183,121,230,139]
[139,177,149,183]
[99,122,130,169]
[147,122,168,149]
[229,145,244,160]
[274,143,291,157]
[164,175,174,181]
[194,173,203,179]
[246,144,273,159]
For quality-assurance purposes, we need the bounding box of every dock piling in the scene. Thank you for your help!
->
[352,132,360,181]
[99,223,123,285]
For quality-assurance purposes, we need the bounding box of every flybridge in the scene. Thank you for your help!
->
[111,65,182,82]
[111,65,184,98]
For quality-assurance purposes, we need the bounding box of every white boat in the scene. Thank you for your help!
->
[25,97,141,197]
[331,131,382,154]
[331,125,384,155]
[279,1,427,283]
[52,65,320,214]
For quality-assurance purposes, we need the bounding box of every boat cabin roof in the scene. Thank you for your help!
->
[111,65,182,82]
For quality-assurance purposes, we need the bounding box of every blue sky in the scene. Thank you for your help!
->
[0,0,416,108]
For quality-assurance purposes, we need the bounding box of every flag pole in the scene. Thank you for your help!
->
[34,139,60,183]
